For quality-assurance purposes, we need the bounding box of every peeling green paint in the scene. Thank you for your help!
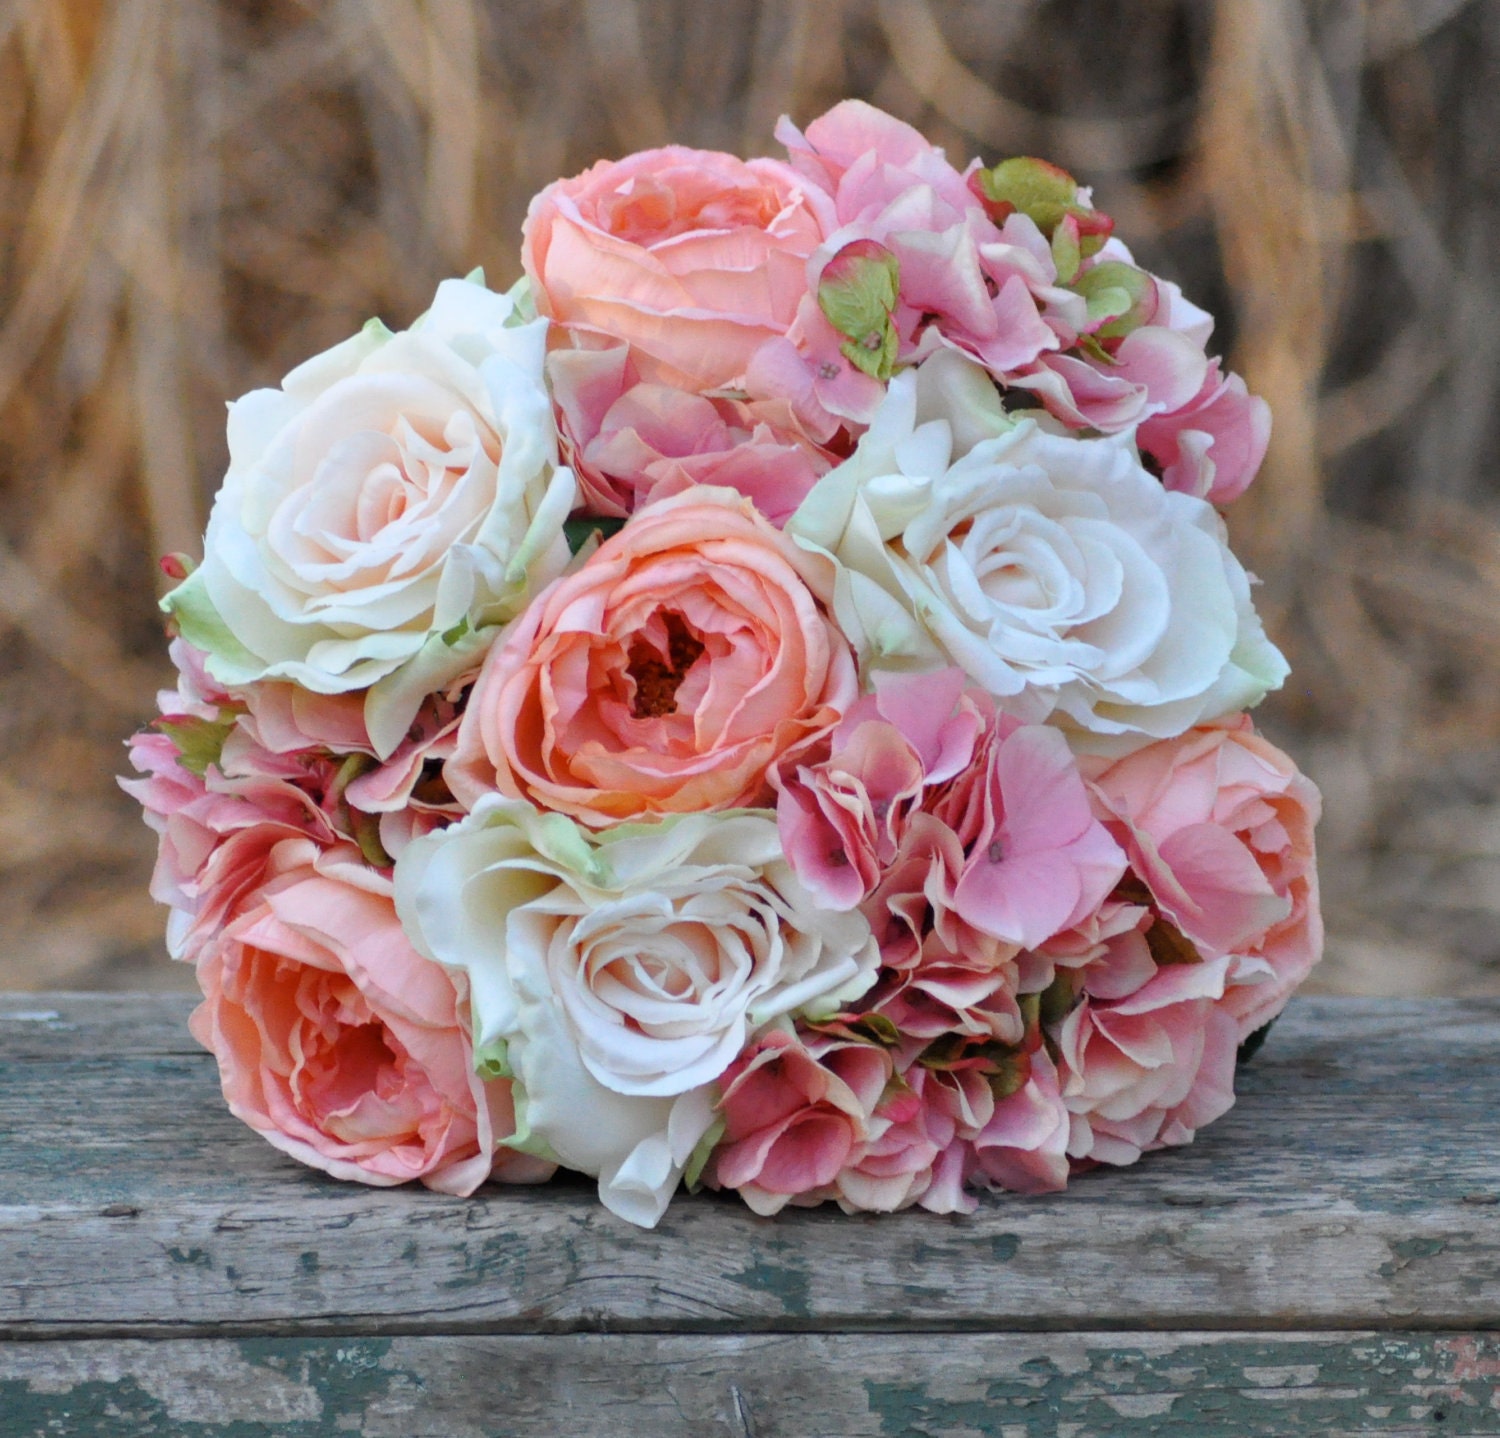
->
[1381,1235,1452,1277]
[988,1233,1020,1263]
[864,1334,1500,1436]
[724,1252,812,1318]
[165,1247,212,1269]
[1,1339,398,1438]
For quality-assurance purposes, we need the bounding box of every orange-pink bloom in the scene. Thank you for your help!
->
[190,840,551,1194]
[447,486,858,826]
[523,146,832,392]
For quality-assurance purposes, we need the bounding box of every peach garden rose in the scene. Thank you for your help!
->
[523,146,833,392]
[446,485,858,826]
[190,841,550,1194]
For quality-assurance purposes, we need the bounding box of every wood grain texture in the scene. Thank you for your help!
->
[1,995,1498,1339]
[3,1332,1499,1437]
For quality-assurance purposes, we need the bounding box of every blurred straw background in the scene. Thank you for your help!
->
[0,0,1497,994]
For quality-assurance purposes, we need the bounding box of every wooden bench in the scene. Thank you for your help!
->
[1,993,1496,1436]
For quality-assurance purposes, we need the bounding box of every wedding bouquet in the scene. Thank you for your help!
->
[126,102,1321,1228]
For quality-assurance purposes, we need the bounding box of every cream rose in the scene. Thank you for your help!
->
[789,353,1288,743]
[164,277,577,756]
[394,797,878,1227]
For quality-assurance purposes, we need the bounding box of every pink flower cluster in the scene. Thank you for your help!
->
[128,100,1319,1223]
[721,678,1320,1214]
[532,101,1268,516]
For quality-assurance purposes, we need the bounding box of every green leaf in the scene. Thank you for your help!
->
[818,240,901,382]
[349,807,393,869]
[985,1048,1033,1101]
[160,566,263,678]
[502,1084,561,1163]
[563,516,627,554]
[683,1113,726,1190]
[1050,214,1082,285]
[328,751,375,806]
[1038,970,1080,1028]
[1074,333,1114,365]
[156,714,239,778]
[850,1011,901,1046]
[1073,261,1158,339]
[839,323,899,381]
[975,157,1079,234]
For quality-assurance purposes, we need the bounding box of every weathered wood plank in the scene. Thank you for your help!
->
[1,995,1498,1337]
[2,1332,1498,1436]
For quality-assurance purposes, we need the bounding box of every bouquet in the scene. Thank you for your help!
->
[125,101,1321,1228]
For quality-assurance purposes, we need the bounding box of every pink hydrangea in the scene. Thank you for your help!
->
[1084,716,1323,1039]
[549,346,836,525]
[1136,360,1272,506]
[933,718,1126,951]
[1055,958,1240,1167]
[122,641,467,962]
[774,668,981,910]
[862,815,1023,1043]
[707,1030,893,1216]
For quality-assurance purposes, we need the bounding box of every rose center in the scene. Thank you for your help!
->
[627,612,705,719]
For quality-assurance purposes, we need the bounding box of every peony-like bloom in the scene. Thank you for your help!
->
[190,841,547,1194]
[523,147,832,392]
[1055,958,1240,1167]
[549,345,834,524]
[163,276,577,756]
[790,355,1289,742]
[708,1029,892,1216]
[1084,716,1323,1037]
[394,798,878,1226]
[447,486,858,826]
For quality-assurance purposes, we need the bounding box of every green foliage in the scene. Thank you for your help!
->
[818,240,901,381]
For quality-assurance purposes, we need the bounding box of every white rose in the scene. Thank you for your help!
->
[789,353,1287,743]
[394,798,878,1227]
[164,276,577,756]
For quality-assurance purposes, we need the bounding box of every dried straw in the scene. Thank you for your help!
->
[1,0,1496,993]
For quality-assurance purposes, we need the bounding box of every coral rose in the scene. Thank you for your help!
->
[523,147,832,392]
[447,486,858,825]
[191,841,548,1194]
